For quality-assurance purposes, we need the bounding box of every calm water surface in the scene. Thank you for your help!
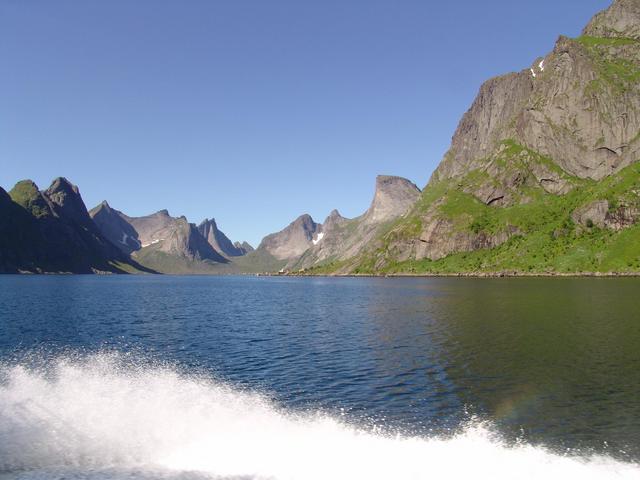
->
[0,275,639,479]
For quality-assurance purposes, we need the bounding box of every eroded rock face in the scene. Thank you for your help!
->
[2,178,138,273]
[364,176,421,224]
[156,219,225,262]
[89,205,228,266]
[43,177,94,226]
[432,73,534,181]
[432,0,640,185]
[291,176,421,269]
[122,209,177,248]
[385,197,521,262]
[257,214,321,260]
[235,241,254,254]
[255,175,422,269]
[198,218,246,258]
[89,201,141,254]
[571,199,640,230]
[583,0,640,39]
[368,0,640,268]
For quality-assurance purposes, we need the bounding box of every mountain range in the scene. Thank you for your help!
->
[2,0,639,276]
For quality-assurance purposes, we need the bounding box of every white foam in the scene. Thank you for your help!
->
[0,353,637,479]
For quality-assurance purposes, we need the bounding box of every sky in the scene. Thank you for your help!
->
[0,0,612,246]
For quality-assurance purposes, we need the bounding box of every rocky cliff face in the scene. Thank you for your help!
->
[89,201,141,254]
[198,218,247,258]
[434,40,639,183]
[1,178,141,273]
[256,214,321,261]
[583,0,640,38]
[350,0,640,274]
[363,176,423,224]
[234,241,254,254]
[89,206,229,272]
[291,175,420,270]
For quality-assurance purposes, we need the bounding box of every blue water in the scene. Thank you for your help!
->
[0,275,639,479]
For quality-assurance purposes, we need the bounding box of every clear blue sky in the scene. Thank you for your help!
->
[0,0,611,246]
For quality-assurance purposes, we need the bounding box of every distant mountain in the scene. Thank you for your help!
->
[234,241,254,254]
[293,176,421,271]
[257,214,322,261]
[0,178,146,273]
[198,218,248,258]
[89,204,230,273]
[242,175,420,273]
[88,201,141,254]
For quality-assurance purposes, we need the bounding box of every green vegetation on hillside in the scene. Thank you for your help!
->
[576,35,640,94]
[348,145,640,275]
[9,181,51,218]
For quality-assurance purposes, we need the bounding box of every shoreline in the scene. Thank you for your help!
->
[3,270,640,278]
[264,271,640,278]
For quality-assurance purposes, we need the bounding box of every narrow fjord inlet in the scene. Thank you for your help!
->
[1,0,640,479]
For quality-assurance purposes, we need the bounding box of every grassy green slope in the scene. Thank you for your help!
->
[348,142,640,275]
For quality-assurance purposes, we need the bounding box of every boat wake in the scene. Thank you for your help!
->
[0,352,637,479]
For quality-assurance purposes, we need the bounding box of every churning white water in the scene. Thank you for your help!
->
[0,353,637,480]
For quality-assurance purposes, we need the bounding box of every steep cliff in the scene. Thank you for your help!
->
[198,218,248,258]
[1,178,143,273]
[89,205,229,273]
[349,0,640,275]
[293,176,420,271]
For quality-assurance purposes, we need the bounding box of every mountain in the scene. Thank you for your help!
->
[89,204,229,273]
[257,214,322,261]
[341,0,640,275]
[237,175,420,274]
[234,241,254,254]
[198,218,248,258]
[88,201,141,254]
[293,176,421,271]
[0,178,146,273]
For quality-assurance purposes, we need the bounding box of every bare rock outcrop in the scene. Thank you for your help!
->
[432,0,640,186]
[198,218,247,258]
[257,214,321,261]
[571,199,640,230]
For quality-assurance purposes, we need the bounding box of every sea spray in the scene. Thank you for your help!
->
[0,352,637,480]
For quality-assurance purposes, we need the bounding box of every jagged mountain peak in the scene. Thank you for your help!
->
[235,241,254,254]
[292,213,316,228]
[197,217,246,258]
[89,201,142,255]
[3,178,140,273]
[90,200,114,216]
[47,177,79,195]
[257,213,320,260]
[322,209,347,231]
[43,177,93,225]
[199,217,217,226]
[365,175,421,224]
[583,0,640,39]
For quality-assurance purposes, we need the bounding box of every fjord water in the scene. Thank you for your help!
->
[0,276,639,479]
